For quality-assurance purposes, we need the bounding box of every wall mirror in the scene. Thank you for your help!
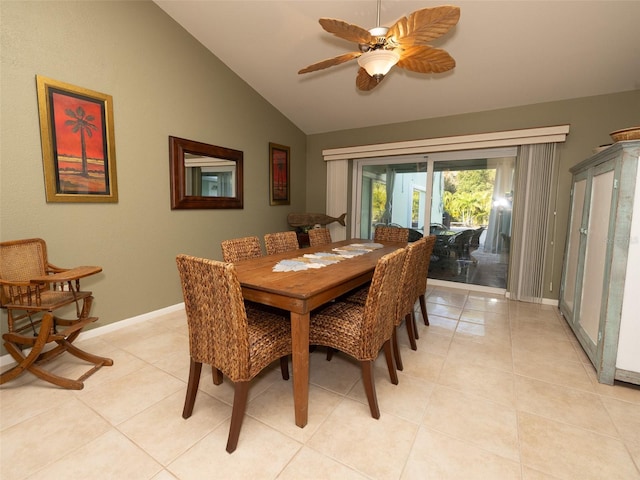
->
[169,136,243,209]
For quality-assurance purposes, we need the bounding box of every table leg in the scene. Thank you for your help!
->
[290,311,309,427]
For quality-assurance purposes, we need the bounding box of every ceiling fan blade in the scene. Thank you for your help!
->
[319,18,372,44]
[298,52,361,74]
[397,45,456,74]
[387,6,460,47]
[356,67,384,91]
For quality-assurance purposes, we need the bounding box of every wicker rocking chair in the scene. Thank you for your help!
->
[0,238,112,389]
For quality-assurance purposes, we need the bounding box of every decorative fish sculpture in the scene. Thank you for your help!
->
[287,212,347,227]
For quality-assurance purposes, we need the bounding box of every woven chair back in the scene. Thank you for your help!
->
[221,236,262,263]
[0,238,49,305]
[176,254,250,381]
[361,247,407,358]
[373,226,409,243]
[398,237,427,323]
[416,235,437,293]
[264,231,299,255]
[308,228,332,246]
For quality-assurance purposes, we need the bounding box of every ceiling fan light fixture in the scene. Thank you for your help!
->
[357,49,400,78]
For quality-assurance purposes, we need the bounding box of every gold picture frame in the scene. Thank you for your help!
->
[269,142,290,205]
[36,75,118,203]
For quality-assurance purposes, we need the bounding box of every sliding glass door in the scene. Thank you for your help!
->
[353,148,516,290]
[355,159,428,239]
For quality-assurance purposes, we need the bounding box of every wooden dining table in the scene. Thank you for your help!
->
[233,238,406,428]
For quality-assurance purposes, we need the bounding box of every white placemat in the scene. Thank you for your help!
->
[272,243,384,272]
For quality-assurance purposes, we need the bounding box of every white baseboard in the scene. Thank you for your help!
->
[0,303,185,369]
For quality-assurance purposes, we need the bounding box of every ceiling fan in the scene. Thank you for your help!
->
[298,1,460,91]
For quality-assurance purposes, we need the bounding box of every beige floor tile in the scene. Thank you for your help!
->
[151,470,179,480]
[419,314,458,337]
[118,390,230,465]
[587,372,640,405]
[515,376,619,436]
[307,398,418,480]
[247,381,344,442]
[518,411,639,479]
[600,395,640,446]
[4,291,639,480]
[277,446,369,479]
[437,360,516,408]
[422,385,520,461]
[397,347,446,384]
[1,397,111,480]
[77,364,184,425]
[167,416,301,480]
[73,347,150,391]
[454,319,512,347]
[513,354,595,393]
[512,335,582,365]
[459,308,510,326]
[426,289,469,308]
[408,329,452,357]
[118,329,188,365]
[24,429,162,480]
[308,350,362,395]
[347,365,435,424]
[511,317,571,342]
[447,337,514,373]
[425,302,462,321]
[464,295,510,314]
[521,466,564,480]
[0,381,74,431]
[402,427,521,480]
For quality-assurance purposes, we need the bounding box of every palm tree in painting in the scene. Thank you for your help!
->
[64,106,97,177]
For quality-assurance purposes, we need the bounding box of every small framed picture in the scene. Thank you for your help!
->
[36,75,118,202]
[269,142,290,205]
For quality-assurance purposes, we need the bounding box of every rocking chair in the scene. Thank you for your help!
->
[0,238,113,389]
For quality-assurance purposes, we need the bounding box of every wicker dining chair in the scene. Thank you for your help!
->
[373,225,410,243]
[308,228,332,247]
[309,247,406,419]
[0,238,113,389]
[416,235,437,326]
[341,239,425,371]
[264,231,299,255]
[176,254,292,453]
[221,236,263,263]
[394,237,428,364]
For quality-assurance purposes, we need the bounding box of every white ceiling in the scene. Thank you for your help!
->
[154,1,640,135]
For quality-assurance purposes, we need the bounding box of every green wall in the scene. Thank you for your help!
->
[0,0,306,340]
[306,90,640,300]
[1,0,638,347]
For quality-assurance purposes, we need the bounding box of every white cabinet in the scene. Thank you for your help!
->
[559,140,640,385]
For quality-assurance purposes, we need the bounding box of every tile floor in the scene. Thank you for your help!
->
[1,286,639,480]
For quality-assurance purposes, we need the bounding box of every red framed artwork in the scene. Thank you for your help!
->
[269,142,290,205]
[36,75,118,202]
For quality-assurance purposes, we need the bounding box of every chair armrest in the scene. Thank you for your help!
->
[30,266,102,284]
[46,262,69,274]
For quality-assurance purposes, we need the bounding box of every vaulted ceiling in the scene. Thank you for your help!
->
[155,1,640,135]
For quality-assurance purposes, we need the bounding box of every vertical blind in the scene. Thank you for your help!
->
[509,143,558,302]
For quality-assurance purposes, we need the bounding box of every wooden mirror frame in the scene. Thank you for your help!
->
[169,136,243,209]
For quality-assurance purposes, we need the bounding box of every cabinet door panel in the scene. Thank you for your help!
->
[580,169,614,345]
[562,178,586,314]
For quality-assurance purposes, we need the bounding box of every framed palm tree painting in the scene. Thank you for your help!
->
[36,75,118,202]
